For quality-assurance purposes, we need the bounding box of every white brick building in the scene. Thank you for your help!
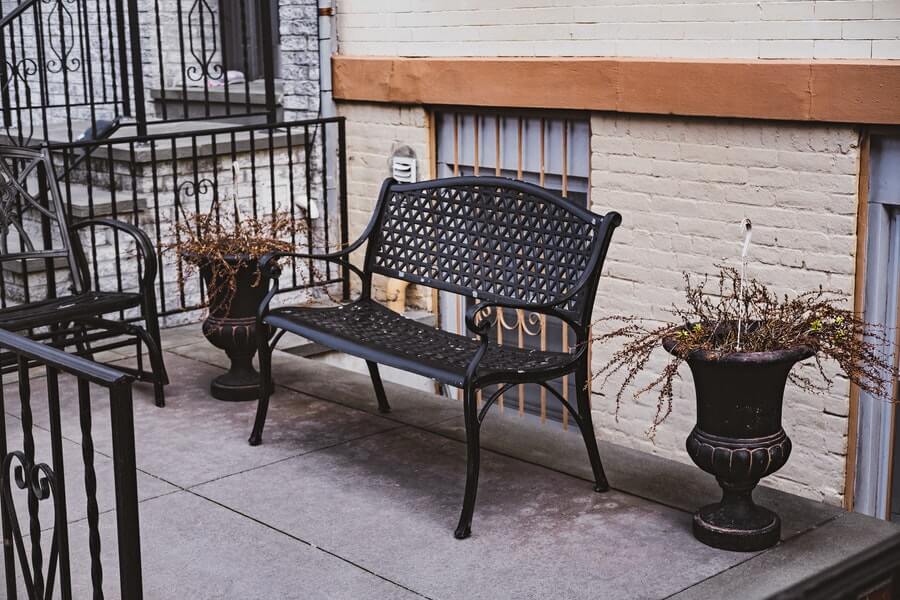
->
[327,1,900,519]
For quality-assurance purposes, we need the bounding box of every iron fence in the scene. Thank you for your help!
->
[0,327,142,599]
[0,0,279,147]
[21,116,349,323]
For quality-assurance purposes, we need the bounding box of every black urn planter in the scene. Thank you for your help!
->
[197,255,270,402]
[663,338,814,552]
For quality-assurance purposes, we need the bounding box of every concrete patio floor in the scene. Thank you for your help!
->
[3,324,900,599]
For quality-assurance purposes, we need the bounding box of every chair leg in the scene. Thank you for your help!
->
[141,289,169,407]
[454,384,481,539]
[126,323,169,408]
[249,326,274,446]
[366,361,391,413]
[575,364,610,492]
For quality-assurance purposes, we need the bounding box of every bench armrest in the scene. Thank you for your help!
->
[70,217,158,290]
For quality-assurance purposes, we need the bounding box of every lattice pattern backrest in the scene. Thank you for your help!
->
[368,178,603,319]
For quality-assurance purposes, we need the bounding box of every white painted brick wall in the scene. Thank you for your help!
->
[589,113,860,505]
[337,102,433,308]
[336,1,900,59]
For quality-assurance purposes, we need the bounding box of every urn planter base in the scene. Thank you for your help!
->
[693,489,780,552]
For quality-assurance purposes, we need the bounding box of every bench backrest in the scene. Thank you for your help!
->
[364,177,621,329]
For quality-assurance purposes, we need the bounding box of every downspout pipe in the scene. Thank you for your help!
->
[318,0,336,119]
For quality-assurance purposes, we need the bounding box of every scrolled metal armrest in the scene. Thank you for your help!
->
[464,301,503,339]
[71,217,158,286]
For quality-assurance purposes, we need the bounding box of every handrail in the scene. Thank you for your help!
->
[0,0,37,30]
[0,328,131,386]
[45,115,346,150]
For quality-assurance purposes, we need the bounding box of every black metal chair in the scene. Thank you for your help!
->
[0,145,168,405]
[251,176,622,538]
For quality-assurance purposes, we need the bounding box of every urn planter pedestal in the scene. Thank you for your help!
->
[664,339,814,552]
[198,255,270,402]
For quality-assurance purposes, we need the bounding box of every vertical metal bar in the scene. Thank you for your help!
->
[152,0,167,120]
[126,0,147,136]
[56,0,75,143]
[109,383,143,600]
[18,357,44,597]
[79,0,99,142]
[259,0,278,123]
[452,113,459,176]
[37,159,56,299]
[46,367,72,599]
[238,0,252,114]
[320,124,330,277]
[561,120,570,430]
[303,124,314,282]
[174,0,190,119]
[473,115,479,176]
[114,0,131,117]
[149,141,166,315]
[77,378,103,595]
[338,118,350,300]
[0,12,10,129]
[0,362,14,600]
[494,117,501,176]
[286,126,299,288]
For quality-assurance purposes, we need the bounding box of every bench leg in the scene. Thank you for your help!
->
[366,361,392,413]
[249,327,274,446]
[454,384,480,539]
[575,363,610,492]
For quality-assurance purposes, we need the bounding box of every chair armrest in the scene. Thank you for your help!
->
[70,218,157,288]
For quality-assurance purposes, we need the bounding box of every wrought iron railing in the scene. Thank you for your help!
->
[19,117,348,323]
[0,0,279,146]
[0,327,142,599]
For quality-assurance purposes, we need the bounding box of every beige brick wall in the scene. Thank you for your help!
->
[336,0,900,59]
[336,100,861,503]
[337,101,433,308]
[589,113,860,504]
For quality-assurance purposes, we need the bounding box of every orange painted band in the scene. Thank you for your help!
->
[333,56,900,125]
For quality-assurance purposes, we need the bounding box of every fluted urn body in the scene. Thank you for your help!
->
[198,255,270,402]
[664,338,813,552]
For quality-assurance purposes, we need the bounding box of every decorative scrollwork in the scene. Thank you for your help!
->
[43,0,81,74]
[2,58,39,147]
[186,0,223,82]
[0,153,58,255]
[1,451,63,600]
[175,178,217,217]
[497,308,544,337]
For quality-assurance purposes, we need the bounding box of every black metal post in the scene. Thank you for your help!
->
[125,0,147,137]
[0,12,10,130]
[259,0,278,123]
[338,118,350,300]
[113,0,132,119]
[109,383,143,600]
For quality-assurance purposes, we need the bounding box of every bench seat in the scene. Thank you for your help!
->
[0,291,142,331]
[266,299,576,388]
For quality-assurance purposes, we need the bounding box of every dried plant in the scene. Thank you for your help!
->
[593,267,898,437]
[167,171,312,317]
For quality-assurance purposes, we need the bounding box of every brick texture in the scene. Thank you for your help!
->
[589,113,860,505]
[337,102,433,308]
[336,1,900,59]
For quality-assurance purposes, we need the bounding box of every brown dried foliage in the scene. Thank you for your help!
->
[593,267,897,438]
[168,197,308,317]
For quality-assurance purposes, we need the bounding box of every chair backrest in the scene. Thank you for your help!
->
[364,176,621,328]
[0,145,83,299]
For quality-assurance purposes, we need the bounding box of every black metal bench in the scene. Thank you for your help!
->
[0,145,168,405]
[251,176,622,538]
